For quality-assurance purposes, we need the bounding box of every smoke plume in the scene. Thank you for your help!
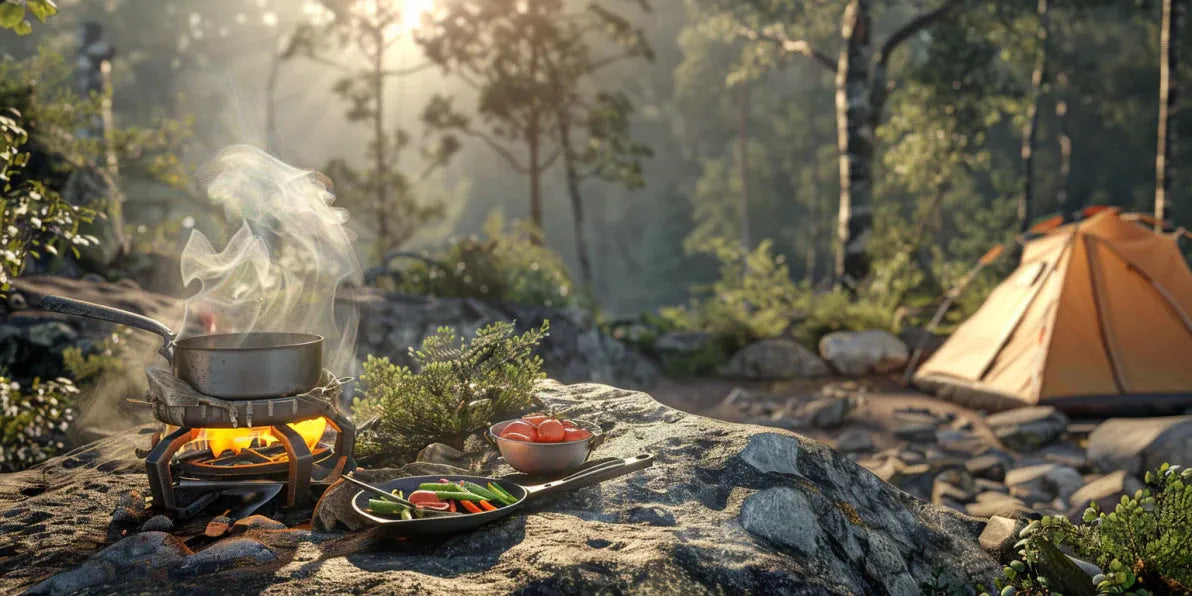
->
[181,145,362,377]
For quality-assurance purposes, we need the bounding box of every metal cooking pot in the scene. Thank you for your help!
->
[40,295,322,399]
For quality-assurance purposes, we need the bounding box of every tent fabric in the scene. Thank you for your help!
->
[913,210,1192,416]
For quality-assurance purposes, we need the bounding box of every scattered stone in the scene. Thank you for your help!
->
[1065,471,1145,522]
[835,429,875,453]
[897,449,926,465]
[7,292,27,310]
[932,480,972,508]
[974,479,1009,494]
[936,429,984,453]
[110,490,147,525]
[818,329,909,375]
[173,538,276,578]
[893,423,937,443]
[231,514,287,533]
[979,516,1026,563]
[799,396,855,429]
[889,463,935,501]
[1086,416,1192,477]
[718,338,828,379]
[139,515,173,533]
[967,495,1033,520]
[986,406,1068,451]
[1036,443,1090,471]
[966,454,1008,482]
[1004,464,1084,504]
[416,443,470,468]
[653,331,713,356]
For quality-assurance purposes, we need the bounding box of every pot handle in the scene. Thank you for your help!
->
[40,295,176,362]
[522,453,654,501]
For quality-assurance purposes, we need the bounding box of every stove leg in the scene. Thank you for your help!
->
[272,424,312,508]
[327,415,357,474]
[145,427,195,510]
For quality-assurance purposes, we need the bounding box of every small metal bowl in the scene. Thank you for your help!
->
[487,419,604,477]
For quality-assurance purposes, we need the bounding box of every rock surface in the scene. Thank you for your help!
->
[818,330,909,376]
[986,406,1068,452]
[2,382,998,594]
[718,338,828,379]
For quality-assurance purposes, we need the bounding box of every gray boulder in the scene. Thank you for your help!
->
[7,381,998,594]
[653,330,714,356]
[719,338,829,379]
[818,330,909,376]
[1086,416,1192,477]
[1065,471,1144,522]
[986,406,1068,452]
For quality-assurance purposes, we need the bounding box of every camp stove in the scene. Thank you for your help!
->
[141,369,356,513]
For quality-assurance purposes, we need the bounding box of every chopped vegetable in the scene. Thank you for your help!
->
[537,419,565,442]
[419,482,469,492]
[400,508,413,520]
[487,482,518,505]
[461,500,483,513]
[478,500,497,512]
[368,499,406,516]
[462,481,500,501]
[448,499,457,513]
[433,490,485,501]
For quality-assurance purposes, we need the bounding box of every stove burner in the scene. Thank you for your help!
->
[145,412,355,511]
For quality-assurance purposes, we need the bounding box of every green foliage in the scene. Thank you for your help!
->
[0,376,76,472]
[62,329,131,385]
[355,321,549,464]
[661,238,801,351]
[992,463,1192,595]
[0,0,56,35]
[0,109,93,293]
[397,214,575,308]
[792,289,896,348]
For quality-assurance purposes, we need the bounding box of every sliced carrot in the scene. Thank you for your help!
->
[461,500,482,514]
[448,499,457,513]
[478,500,497,511]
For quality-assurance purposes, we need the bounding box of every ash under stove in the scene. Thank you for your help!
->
[142,368,356,514]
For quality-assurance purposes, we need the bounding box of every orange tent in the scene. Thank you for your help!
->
[913,209,1192,416]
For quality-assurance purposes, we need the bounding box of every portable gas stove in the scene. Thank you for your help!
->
[142,370,356,513]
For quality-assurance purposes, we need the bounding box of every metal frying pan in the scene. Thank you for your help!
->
[39,295,322,399]
[350,453,655,536]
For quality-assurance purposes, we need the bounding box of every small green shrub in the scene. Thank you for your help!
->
[661,238,801,351]
[0,376,78,472]
[792,289,896,347]
[62,329,131,384]
[354,320,548,464]
[991,463,1192,595]
[397,214,574,308]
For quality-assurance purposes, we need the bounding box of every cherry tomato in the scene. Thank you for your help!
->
[560,419,577,429]
[522,415,549,427]
[537,419,566,443]
[501,432,534,442]
[502,421,538,441]
[563,428,592,442]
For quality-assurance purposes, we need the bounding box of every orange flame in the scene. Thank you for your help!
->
[198,417,328,457]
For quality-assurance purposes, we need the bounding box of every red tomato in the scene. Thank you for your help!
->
[522,415,549,427]
[502,421,538,441]
[502,432,533,442]
[537,419,566,443]
[563,428,592,442]
[560,419,577,429]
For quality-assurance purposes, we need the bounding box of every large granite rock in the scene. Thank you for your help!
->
[2,382,997,594]
[347,289,659,389]
[986,406,1068,452]
[1086,416,1192,477]
[818,330,909,376]
[718,338,829,379]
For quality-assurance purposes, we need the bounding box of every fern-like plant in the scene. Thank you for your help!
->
[991,463,1192,595]
[354,321,548,465]
[0,376,77,472]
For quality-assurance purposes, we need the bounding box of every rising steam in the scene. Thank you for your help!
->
[182,145,362,377]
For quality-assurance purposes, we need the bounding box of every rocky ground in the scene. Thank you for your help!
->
[1,382,998,595]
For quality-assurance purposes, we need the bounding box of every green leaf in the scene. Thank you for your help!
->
[13,18,31,35]
[27,0,56,22]
[0,3,25,29]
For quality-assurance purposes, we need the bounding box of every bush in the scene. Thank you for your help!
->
[354,321,548,465]
[660,238,801,352]
[62,329,132,384]
[0,376,78,472]
[792,289,896,347]
[396,214,575,308]
[992,463,1192,595]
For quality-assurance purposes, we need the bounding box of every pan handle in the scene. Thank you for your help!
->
[40,295,176,362]
[522,453,654,502]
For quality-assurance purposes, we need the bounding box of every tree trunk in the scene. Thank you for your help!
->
[1156,0,1187,227]
[738,79,752,254]
[1019,0,1050,233]
[1056,91,1071,213]
[556,109,593,288]
[528,118,543,233]
[372,28,389,261]
[834,0,875,288]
